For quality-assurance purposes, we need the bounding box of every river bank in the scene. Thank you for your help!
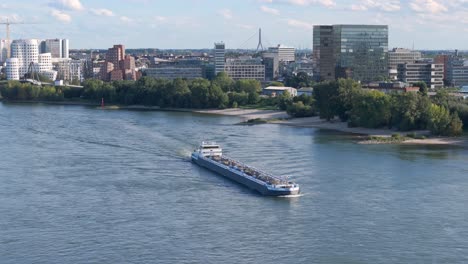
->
[3,101,466,147]
[199,108,468,147]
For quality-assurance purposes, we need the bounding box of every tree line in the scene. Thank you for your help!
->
[1,75,466,136]
[283,79,465,136]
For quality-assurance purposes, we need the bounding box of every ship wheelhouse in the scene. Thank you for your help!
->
[198,142,223,157]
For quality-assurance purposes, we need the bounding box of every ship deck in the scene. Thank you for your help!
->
[208,155,291,186]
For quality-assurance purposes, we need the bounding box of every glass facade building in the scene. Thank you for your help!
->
[313,25,388,83]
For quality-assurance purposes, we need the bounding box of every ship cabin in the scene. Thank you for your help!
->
[198,142,223,157]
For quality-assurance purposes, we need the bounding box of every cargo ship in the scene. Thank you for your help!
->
[191,142,300,196]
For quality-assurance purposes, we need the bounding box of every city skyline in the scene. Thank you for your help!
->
[1,0,468,50]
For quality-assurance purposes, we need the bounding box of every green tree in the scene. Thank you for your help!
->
[350,90,391,128]
[413,81,428,96]
[287,101,316,117]
[447,112,464,136]
[337,78,362,121]
[268,81,284,87]
[313,81,340,121]
[427,104,451,136]
[212,72,234,92]
[209,84,229,108]
[189,78,211,108]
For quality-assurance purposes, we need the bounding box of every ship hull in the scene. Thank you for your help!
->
[192,155,299,196]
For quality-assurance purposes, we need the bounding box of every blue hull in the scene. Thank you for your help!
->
[192,156,298,196]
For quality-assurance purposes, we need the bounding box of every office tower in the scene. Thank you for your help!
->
[313,25,334,80]
[313,24,388,83]
[214,42,225,75]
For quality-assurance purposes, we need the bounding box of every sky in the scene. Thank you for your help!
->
[0,0,467,50]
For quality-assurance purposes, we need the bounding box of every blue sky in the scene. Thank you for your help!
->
[0,0,467,50]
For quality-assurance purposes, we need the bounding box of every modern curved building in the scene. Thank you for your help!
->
[6,39,57,81]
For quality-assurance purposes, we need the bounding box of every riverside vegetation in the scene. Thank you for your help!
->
[0,74,466,136]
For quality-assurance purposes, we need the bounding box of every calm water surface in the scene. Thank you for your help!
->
[1,102,468,264]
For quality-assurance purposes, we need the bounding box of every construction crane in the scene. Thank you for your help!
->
[0,18,37,59]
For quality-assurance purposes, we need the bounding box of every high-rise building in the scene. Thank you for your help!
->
[262,51,279,81]
[62,39,69,59]
[214,42,225,76]
[40,39,70,59]
[0,39,10,63]
[313,24,388,83]
[397,62,444,89]
[267,45,295,62]
[100,44,136,81]
[313,25,334,80]
[107,44,125,68]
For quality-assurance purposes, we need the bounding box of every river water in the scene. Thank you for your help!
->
[1,102,468,264]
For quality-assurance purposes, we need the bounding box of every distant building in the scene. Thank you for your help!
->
[0,39,10,63]
[363,82,420,93]
[144,67,203,80]
[224,57,265,81]
[446,52,468,87]
[41,39,70,59]
[144,58,206,80]
[313,24,388,83]
[262,51,279,80]
[263,86,297,97]
[267,45,295,62]
[55,59,83,83]
[434,54,450,81]
[214,42,225,76]
[100,44,137,81]
[397,62,444,89]
[388,48,421,80]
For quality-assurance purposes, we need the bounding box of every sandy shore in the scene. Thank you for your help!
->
[199,109,468,147]
[195,108,289,120]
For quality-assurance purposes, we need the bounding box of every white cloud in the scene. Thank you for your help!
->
[287,0,336,8]
[351,0,400,12]
[287,19,313,30]
[0,14,22,22]
[218,9,233,19]
[409,0,448,13]
[260,5,280,15]
[51,9,72,22]
[120,16,133,23]
[236,24,254,30]
[49,0,84,11]
[90,8,114,17]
